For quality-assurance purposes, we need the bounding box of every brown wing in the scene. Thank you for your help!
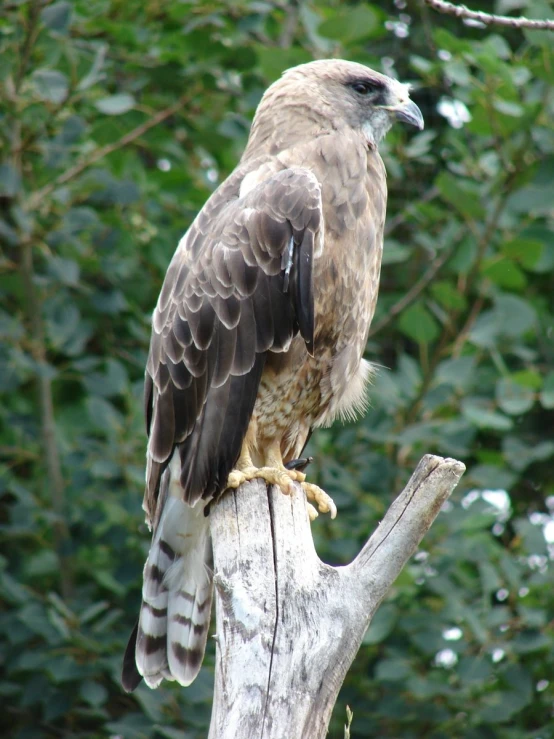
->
[143,166,322,524]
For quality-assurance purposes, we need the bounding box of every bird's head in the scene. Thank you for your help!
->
[247,59,424,154]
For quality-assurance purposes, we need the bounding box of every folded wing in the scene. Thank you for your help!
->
[122,166,323,691]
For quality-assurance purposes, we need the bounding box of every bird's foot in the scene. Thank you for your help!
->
[226,465,304,496]
[302,482,337,520]
[226,458,336,521]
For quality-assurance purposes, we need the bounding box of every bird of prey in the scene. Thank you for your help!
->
[122,59,423,692]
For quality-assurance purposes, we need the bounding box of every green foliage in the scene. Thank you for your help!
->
[1,1,553,737]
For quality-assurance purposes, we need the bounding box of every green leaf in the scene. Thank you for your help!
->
[80,680,108,708]
[494,294,537,338]
[430,280,467,310]
[481,257,527,290]
[78,43,107,91]
[493,98,524,117]
[458,656,493,684]
[435,172,485,219]
[24,551,59,578]
[0,164,21,197]
[444,59,471,86]
[512,631,551,654]
[513,519,548,556]
[95,93,135,115]
[496,377,535,415]
[510,370,542,390]
[507,184,553,216]
[155,728,189,739]
[40,1,72,33]
[31,69,69,104]
[375,658,412,681]
[478,561,501,593]
[398,302,440,344]
[47,256,80,286]
[433,28,473,54]
[436,356,476,390]
[363,604,397,645]
[318,6,380,41]
[86,397,123,433]
[298,5,334,53]
[482,35,511,59]
[540,372,554,409]
[462,400,513,431]
[79,601,109,625]
[502,239,543,270]
[382,240,410,265]
[255,47,312,81]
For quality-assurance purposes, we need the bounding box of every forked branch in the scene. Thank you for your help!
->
[208,454,465,739]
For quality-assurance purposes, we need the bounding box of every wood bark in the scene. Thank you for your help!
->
[208,454,465,739]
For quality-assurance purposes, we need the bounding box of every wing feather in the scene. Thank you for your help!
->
[143,165,323,523]
[128,164,323,692]
[291,229,315,355]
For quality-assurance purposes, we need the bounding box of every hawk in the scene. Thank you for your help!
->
[122,59,423,692]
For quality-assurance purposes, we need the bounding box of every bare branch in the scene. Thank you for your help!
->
[208,454,465,738]
[347,455,466,607]
[20,238,73,599]
[368,246,452,338]
[422,0,554,30]
[278,0,299,47]
[26,96,188,210]
[384,186,439,237]
[14,0,43,92]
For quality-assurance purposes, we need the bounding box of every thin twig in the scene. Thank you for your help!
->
[26,96,188,210]
[422,0,554,30]
[368,246,452,338]
[14,0,43,92]
[8,0,73,601]
[451,294,485,358]
[20,238,74,600]
[384,186,439,237]
[278,0,299,47]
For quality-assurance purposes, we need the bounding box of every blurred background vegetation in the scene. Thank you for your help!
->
[1,0,553,737]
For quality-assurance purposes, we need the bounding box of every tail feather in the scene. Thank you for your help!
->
[122,622,142,692]
[167,532,213,684]
[124,452,213,691]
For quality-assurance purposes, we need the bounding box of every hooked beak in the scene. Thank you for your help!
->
[379,99,424,130]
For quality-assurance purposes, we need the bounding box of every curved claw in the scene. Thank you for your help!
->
[302,482,337,519]
[285,456,314,473]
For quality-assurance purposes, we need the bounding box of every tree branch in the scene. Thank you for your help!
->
[209,454,465,738]
[384,186,439,237]
[347,456,465,607]
[422,0,554,30]
[26,96,189,210]
[20,237,73,600]
[368,245,452,338]
[14,0,43,92]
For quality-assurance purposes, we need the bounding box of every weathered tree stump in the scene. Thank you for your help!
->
[208,454,465,739]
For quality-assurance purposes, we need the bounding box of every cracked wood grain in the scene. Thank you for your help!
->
[208,455,465,738]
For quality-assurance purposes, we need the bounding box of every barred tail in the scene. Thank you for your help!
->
[122,461,213,691]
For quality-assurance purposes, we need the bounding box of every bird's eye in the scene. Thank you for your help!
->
[351,82,376,95]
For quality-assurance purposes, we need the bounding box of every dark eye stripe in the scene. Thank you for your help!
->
[350,80,385,95]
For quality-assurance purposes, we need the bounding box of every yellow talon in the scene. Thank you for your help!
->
[302,482,337,519]
[307,503,319,521]
[225,440,336,520]
[226,465,296,495]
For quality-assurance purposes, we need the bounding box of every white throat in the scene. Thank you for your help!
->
[362,110,393,148]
